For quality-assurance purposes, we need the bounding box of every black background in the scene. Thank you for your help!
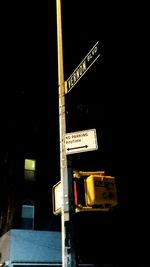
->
[0,0,149,265]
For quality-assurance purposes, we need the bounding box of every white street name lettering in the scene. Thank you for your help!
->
[67,61,86,90]
[66,41,100,93]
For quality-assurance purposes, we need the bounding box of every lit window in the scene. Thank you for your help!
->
[24,159,35,171]
[21,200,35,229]
[24,159,36,181]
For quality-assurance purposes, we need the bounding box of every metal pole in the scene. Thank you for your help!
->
[56,0,77,266]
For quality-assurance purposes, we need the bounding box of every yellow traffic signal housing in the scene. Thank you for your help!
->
[52,171,118,215]
[84,174,117,208]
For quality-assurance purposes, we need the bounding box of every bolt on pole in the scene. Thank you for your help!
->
[56,0,77,266]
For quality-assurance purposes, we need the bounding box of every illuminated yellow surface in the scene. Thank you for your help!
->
[84,175,117,207]
[24,159,36,171]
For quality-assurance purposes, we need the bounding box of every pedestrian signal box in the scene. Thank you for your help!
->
[52,171,118,215]
[84,175,117,207]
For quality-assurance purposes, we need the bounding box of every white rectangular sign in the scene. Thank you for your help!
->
[66,41,100,93]
[65,128,98,155]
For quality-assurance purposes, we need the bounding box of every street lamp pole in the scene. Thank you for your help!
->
[56,0,77,266]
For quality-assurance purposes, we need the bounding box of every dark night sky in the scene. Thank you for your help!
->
[1,0,106,173]
[0,0,149,263]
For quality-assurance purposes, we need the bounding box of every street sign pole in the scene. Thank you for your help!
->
[56,0,77,266]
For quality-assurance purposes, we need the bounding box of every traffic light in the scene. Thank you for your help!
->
[74,170,118,212]
[52,170,118,215]
[84,174,117,208]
